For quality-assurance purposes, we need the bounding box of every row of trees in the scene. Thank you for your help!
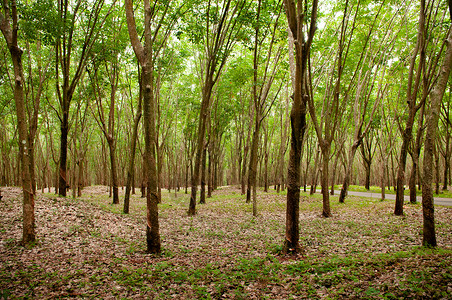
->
[1,0,451,252]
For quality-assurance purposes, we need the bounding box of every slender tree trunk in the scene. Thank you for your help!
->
[200,144,207,204]
[0,0,35,244]
[310,148,320,195]
[395,119,415,215]
[247,119,261,204]
[241,143,248,195]
[58,112,69,196]
[141,66,161,253]
[364,160,371,190]
[339,144,359,203]
[321,147,332,217]
[107,139,119,204]
[409,96,426,204]
[443,136,450,190]
[207,144,213,198]
[435,142,441,194]
[188,83,212,215]
[422,26,452,247]
[124,97,142,214]
[78,158,83,197]
[284,101,306,253]
[264,151,268,193]
[409,159,418,203]
[395,0,426,215]
[282,0,318,254]
[380,155,386,200]
[330,151,340,195]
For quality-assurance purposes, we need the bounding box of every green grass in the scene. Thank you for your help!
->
[100,247,452,299]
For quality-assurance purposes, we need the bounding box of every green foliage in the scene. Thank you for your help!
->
[18,0,60,45]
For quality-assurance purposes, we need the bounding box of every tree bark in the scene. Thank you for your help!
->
[422,26,452,247]
[0,0,35,244]
[124,91,142,214]
[339,143,360,203]
[188,0,246,214]
[282,0,318,254]
[434,142,441,195]
[320,147,332,217]
[107,138,119,204]
[125,0,163,254]
[247,119,260,204]
[55,0,109,197]
[395,0,426,216]
[189,84,212,215]
[200,144,207,204]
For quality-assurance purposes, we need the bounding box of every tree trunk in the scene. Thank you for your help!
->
[443,135,450,190]
[107,138,119,204]
[409,159,418,203]
[321,147,332,217]
[0,0,36,244]
[434,142,440,195]
[395,0,426,216]
[124,96,142,213]
[241,143,248,195]
[339,143,359,203]
[310,148,320,195]
[188,84,212,215]
[141,66,161,254]
[330,150,340,195]
[282,0,318,254]
[284,101,306,253]
[380,155,386,200]
[125,0,163,254]
[364,161,371,190]
[207,144,213,198]
[78,158,83,197]
[422,26,452,247]
[395,116,415,215]
[200,144,207,204]
[409,94,426,204]
[247,119,261,204]
[58,112,69,196]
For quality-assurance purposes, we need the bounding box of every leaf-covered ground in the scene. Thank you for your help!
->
[0,185,451,299]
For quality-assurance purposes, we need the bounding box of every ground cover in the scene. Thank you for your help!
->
[0,186,451,299]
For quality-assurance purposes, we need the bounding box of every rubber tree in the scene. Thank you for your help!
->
[124,69,142,214]
[394,0,427,215]
[246,0,284,217]
[187,0,248,215]
[421,1,452,248]
[0,0,36,244]
[124,0,179,253]
[89,62,121,204]
[307,0,358,217]
[395,0,447,215]
[439,93,451,190]
[55,0,115,196]
[89,5,128,204]
[333,0,390,203]
[282,0,318,254]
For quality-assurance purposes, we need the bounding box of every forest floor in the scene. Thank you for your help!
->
[0,186,451,299]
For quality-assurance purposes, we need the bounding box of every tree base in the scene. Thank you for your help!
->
[322,211,332,218]
[282,239,303,255]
